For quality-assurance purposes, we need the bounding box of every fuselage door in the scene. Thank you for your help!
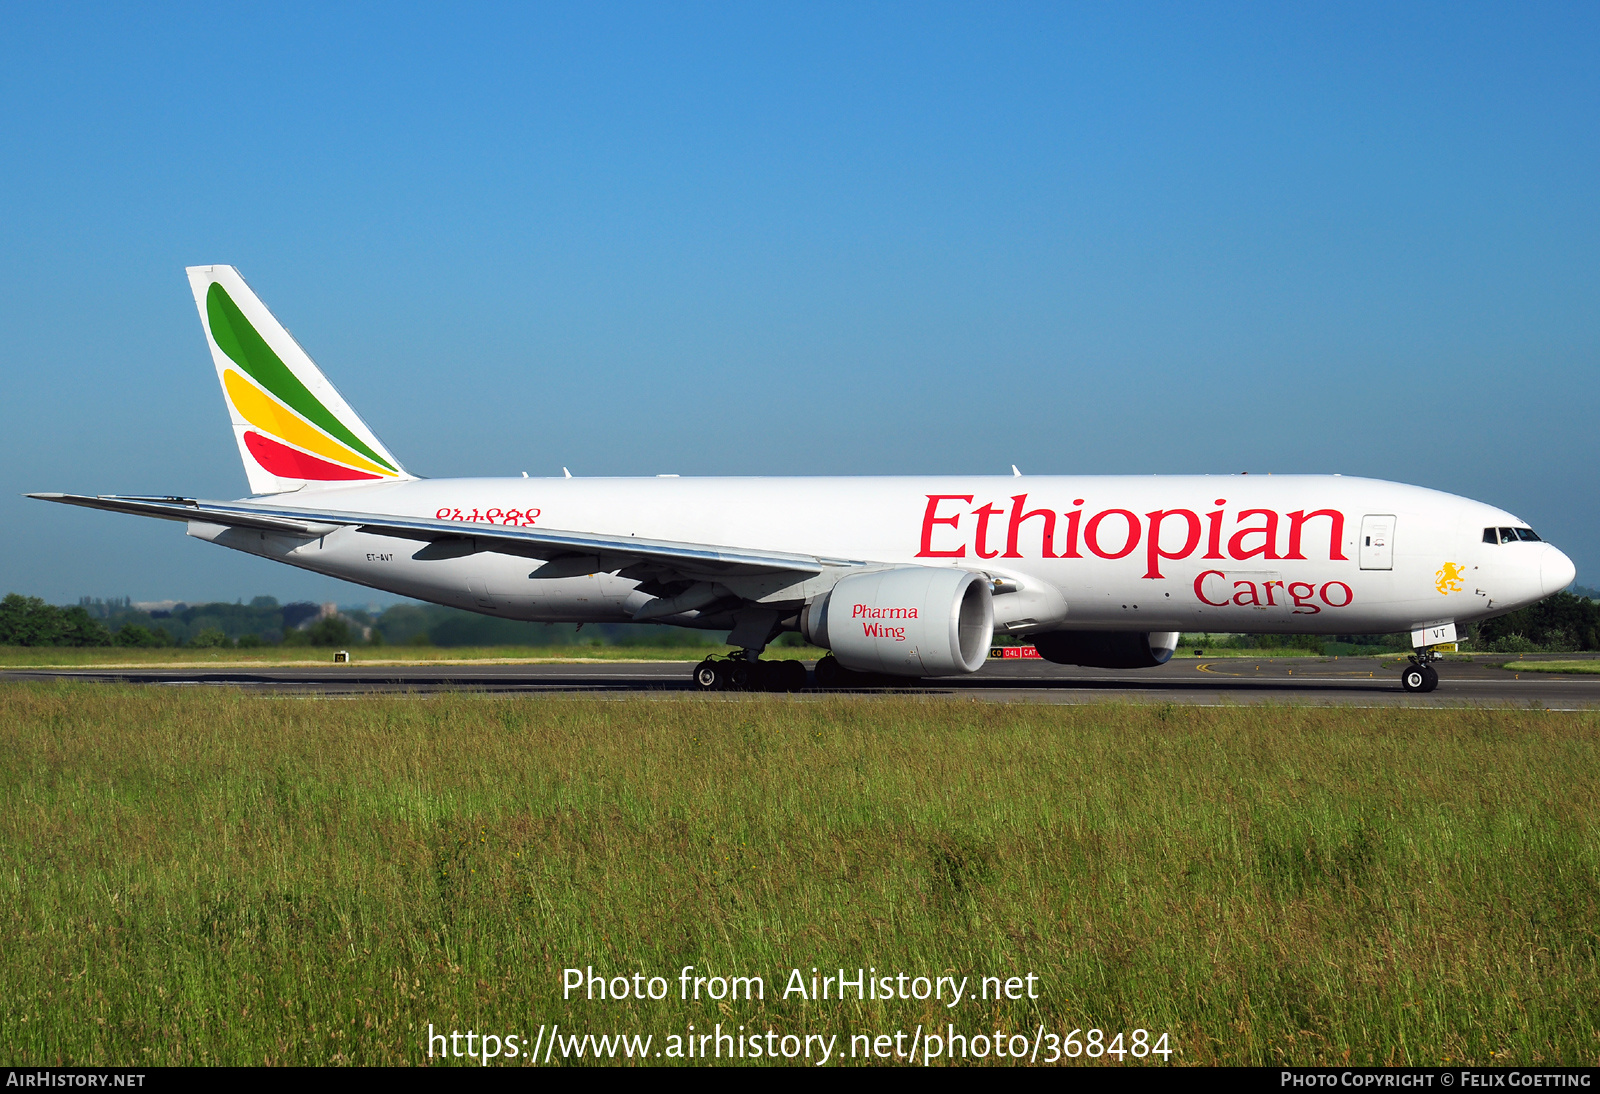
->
[1359,515,1395,570]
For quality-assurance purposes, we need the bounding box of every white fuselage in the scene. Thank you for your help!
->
[188,474,1573,637]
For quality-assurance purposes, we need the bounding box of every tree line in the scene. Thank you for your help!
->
[1474,591,1600,652]
[0,594,721,649]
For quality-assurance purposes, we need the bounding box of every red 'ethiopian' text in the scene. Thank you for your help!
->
[915,494,1348,580]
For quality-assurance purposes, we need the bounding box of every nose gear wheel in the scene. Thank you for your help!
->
[1401,656,1440,693]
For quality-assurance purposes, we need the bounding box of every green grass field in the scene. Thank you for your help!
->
[1503,661,1600,675]
[3,684,1597,1066]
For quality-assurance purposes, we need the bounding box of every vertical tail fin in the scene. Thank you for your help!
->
[186,265,413,495]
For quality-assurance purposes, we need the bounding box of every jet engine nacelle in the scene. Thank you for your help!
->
[801,566,994,676]
[1032,630,1181,669]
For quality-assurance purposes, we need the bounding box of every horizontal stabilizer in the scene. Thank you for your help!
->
[26,493,336,535]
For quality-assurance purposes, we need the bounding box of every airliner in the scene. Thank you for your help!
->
[30,266,1576,693]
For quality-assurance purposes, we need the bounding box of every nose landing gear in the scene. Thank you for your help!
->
[1401,653,1440,693]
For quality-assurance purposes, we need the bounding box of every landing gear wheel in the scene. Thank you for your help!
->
[1401,665,1427,693]
[814,655,847,689]
[1421,665,1439,693]
[753,660,786,692]
[746,660,776,692]
[777,659,807,693]
[694,655,791,692]
[693,660,723,691]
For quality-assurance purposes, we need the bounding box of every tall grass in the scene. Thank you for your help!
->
[1,684,1596,1065]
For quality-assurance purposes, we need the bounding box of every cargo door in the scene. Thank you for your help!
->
[1359,515,1395,570]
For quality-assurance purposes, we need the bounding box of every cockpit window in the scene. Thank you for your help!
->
[1486,526,1542,544]
[1484,528,1498,543]
[1515,527,1542,542]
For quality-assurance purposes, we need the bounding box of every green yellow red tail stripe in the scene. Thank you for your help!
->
[241,431,382,481]
[205,281,398,476]
[222,369,393,476]
[188,265,410,493]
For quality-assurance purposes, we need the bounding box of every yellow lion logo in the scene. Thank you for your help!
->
[1435,562,1465,595]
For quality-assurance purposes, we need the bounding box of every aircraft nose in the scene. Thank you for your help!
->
[1542,544,1577,596]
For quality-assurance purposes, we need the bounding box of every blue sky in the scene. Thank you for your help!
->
[2,2,1596,604]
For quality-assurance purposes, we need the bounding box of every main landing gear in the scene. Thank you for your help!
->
[692,652,807,693]
[1401,651,1440,693]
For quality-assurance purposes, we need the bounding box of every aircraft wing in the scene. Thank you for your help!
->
[27,493,854,580]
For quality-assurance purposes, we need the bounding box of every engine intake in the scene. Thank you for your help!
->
[1031,630,1181,669]
[801,567,994,676]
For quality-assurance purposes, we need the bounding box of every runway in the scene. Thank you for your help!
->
[5,654,1599,708]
